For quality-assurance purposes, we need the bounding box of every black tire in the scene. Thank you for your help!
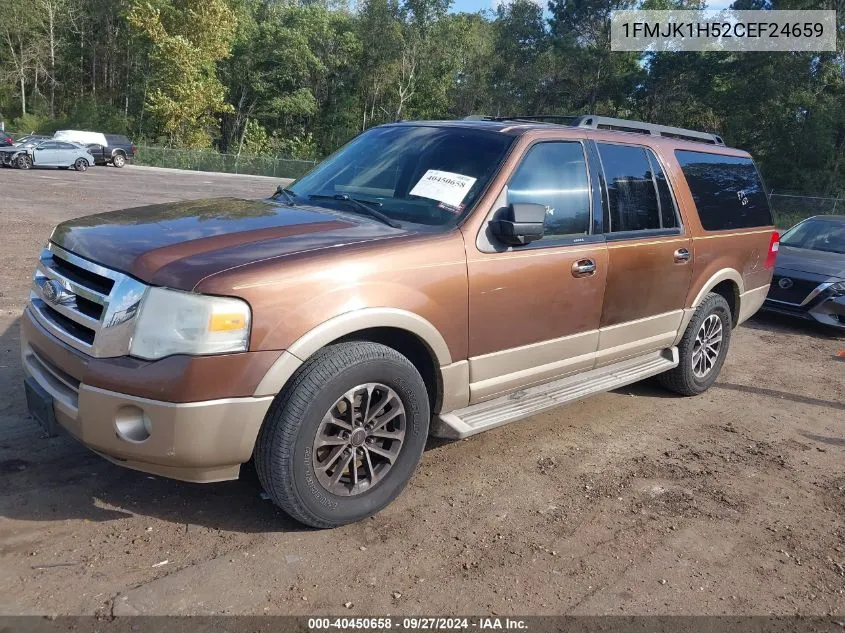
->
[111,152,126,168]
[658,292,733,396]
[16,155,32,170]
[254,342,430,528]
[74,158,89,172]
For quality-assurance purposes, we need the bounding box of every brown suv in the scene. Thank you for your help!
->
[21,116,779,527]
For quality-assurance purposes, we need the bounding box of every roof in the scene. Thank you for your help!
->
[806,214,845,222]
[387,119,538,135]
[387,116,728,147]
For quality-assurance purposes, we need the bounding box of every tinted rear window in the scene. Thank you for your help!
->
[675,150,772,230]
[597,143,679,233]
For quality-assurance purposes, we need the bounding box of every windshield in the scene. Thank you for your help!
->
[781,217,845,254]
[288,125,515,226]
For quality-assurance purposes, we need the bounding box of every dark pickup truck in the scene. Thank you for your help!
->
[86,134,137,168]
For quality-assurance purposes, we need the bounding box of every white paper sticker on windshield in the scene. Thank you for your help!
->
[409,170,477,208]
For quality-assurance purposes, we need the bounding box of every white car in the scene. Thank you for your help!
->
[53,130,109,146]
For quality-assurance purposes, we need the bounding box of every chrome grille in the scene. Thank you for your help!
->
[768,276,833,307]
[29,243,148,357]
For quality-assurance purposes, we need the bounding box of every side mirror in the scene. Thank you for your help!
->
[490,202,546,246]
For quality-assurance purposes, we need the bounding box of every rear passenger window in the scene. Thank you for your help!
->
[598,143,674,233]
[507,142,590,238]
[675,150,772,230]
[649,152,680,229]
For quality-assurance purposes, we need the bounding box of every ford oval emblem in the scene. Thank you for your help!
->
[778,277,793,290]
[41,279,74,306]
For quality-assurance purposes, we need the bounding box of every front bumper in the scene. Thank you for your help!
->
[21,309,275,483]
[762,294,845,329]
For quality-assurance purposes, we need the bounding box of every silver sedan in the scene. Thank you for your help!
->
[0,140,96,171]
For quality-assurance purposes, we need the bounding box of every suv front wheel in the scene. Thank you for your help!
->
[255,341,430,528]
[659,292,733,396]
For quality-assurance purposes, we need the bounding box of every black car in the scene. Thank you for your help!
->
[86,134,137,168]
[763,214,845,329]
[0,131,13,147]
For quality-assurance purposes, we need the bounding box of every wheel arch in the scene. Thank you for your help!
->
[690,268,743,327]
[253,308,454,412]
[675,268,744,344]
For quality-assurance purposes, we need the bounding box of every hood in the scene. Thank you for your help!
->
[51,197,408,289]
[775,244,845,280]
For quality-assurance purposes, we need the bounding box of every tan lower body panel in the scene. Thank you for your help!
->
[467,330,598,403]
[461,311,682,406]
[595,310,683,367]
[22,337,272,483]
[738,285,770,325]
[440,360,470,412]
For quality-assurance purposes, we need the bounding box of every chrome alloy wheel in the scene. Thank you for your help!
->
[312,383,406,496]
[692,314,723,378]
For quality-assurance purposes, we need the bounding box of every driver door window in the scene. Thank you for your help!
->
[507,142,591,238]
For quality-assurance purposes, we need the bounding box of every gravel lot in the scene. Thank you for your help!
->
[0,165,843,616]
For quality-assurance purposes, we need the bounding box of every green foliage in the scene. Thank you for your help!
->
[127,0,237,147]
[0,0,842,194]
[240,118,271,155]
[274,132,319,160]
[7,113,51,135]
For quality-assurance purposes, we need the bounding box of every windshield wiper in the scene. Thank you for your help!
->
[272,186,297,206]
[308,193,401,228]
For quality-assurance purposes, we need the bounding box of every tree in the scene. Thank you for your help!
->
[0,3,43,116]
[0,0,840,196]
[128,0,236,147]
[548,0,642,114]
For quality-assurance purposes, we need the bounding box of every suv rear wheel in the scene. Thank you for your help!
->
[111,152,126,168]
[254,342,430,528]
[658,292,733,396]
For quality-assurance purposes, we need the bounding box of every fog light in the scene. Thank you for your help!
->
[114,406,152,443]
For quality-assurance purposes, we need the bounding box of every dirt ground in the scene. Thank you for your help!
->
[0,165,843,617]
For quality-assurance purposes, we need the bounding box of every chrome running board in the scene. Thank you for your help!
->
[432,347,679,439]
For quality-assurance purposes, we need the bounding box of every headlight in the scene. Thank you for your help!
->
[129,287,251,360]
[830,281,845,297]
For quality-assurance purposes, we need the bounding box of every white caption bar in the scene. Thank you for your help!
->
[611,10,837,52]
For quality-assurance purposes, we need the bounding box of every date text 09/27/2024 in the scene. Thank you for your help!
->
[307,617,528,631]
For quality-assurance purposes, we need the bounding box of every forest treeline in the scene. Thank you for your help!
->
[1,0,843,193]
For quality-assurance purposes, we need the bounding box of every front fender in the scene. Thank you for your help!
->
[252,307,454,397]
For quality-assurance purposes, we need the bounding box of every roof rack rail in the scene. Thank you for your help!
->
[572,115,724,145]
[463,114,725,146]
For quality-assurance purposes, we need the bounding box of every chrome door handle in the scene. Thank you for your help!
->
[674,248,691,263]
[572,259,597,277]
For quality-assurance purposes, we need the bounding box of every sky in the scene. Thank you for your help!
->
[449,0,735,16]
